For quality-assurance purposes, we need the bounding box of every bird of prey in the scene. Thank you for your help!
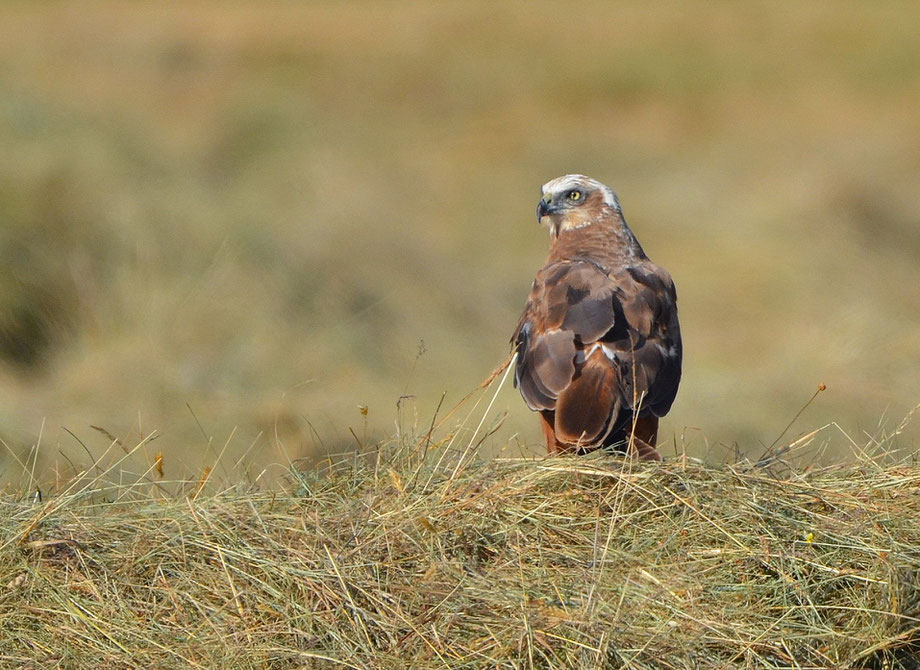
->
[511,175,681,461]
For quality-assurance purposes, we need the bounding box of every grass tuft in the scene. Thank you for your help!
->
[2,413,919,668]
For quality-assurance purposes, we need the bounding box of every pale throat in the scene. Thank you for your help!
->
[552,211,604,236]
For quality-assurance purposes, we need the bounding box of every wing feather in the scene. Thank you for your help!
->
[512,259,681,447]
[554,348,620,445]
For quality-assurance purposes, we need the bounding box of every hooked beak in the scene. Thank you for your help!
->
[536,193,552,222]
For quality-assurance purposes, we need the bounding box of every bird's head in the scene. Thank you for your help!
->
[537,174,622,236]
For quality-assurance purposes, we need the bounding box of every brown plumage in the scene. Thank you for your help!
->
[511,174,681,461]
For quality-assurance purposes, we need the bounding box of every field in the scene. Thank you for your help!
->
[0,1,918,481]
[1,3,919,667]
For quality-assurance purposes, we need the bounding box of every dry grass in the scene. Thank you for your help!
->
[3,386,920,669]
[1,1,919,480]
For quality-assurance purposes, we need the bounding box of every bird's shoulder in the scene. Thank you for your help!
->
[513,257,676,343]
[512,259,610,343]
[607,260,678,337]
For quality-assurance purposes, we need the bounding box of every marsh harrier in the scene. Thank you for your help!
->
[511,175,682,461]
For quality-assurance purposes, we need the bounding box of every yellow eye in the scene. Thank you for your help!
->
[567,190,581,201]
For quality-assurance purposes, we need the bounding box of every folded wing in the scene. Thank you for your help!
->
[512,259,681,448]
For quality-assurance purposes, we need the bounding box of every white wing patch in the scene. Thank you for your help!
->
[585,342,619,362]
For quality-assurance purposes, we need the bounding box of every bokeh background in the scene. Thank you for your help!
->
[2,2,919,485]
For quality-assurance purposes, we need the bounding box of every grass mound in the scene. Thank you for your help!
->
[2,431,919,669]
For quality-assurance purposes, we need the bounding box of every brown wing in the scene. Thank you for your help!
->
[603,264,682,420]
[512,259,681,447]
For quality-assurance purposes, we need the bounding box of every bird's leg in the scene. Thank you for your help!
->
[539,411,567,455]
[630,416,662,461]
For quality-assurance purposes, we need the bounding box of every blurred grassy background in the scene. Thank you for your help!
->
[1,1,918,484]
